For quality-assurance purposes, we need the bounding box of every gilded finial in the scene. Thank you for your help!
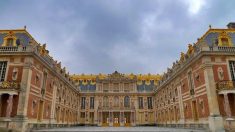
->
[180,52,185,62]
[187,44,194,55]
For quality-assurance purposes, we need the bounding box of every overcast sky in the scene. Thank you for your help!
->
[0,0,235,74]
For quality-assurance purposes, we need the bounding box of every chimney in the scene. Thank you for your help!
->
[227,22,235,29]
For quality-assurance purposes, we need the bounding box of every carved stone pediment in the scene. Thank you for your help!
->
[98,71,135,82]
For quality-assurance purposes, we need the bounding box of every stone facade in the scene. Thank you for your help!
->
[0,23,235,132]
[0,29,80,131]
[71,71,160,127]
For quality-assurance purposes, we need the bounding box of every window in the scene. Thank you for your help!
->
[81,97,86,109]
[90,97,94,109]
[80,112,85,118]
[229,61,235,80]
[113,83,119,92]
[147,97,153,109]
[41,72,47,96]
[138,97,143,109]
[188,71,195,95]
[124,83,129,92]
[124,96,130,108]
[103,96,109,107]
[114,96,119,107]
[103,83,109,92]
[221,38,229,46]
[31,100,37,115]
[0,61,7,82]
[6,38,13,46]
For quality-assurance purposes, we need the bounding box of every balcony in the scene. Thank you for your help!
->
[0,46,32,53]
[0,81,20,95]
[216,81,235,93]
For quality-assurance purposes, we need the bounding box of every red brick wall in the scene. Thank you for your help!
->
[193,68,205,88]
[184,100,192,119]
[31,68,42,88]
[27,94,40,119]
[217,95,226,116]
[6,66,23,82]
[196,94,209,118]
[11,95,19,117]
[213,64,230,82]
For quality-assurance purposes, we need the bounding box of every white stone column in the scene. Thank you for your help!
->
[50,84,57,123]
[203,63,225,132]
[6,95,13,118]
[94,96,98,125]
[17,61,33,117]
[177,85,184,124]
[15,59,33,132]
[223,93,231,117]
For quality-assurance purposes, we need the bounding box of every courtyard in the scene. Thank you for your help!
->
[33,126,208,132]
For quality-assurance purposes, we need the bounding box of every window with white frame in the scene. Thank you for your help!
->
[0,61,7,82]
[229,61,235,80]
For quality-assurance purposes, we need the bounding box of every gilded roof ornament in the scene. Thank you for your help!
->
[39,43,49,56]
[180,52,185,62]
[187,44,194,55]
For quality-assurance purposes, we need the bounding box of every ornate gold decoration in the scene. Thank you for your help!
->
[0,81,19,89]
[39,44,49,56]
[71,72,161,85]
[145,79,151,85]
[180,52,185,62]
[218,31,233,47]
[2,31,17,46]
[137,79,142,85]
[187,44,194,55]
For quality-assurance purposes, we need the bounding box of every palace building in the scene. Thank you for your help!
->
[71,72,161,127]
[0,23,234,131]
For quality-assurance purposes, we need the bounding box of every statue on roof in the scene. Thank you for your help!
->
[180,52,185,63]
[187,44,194,55]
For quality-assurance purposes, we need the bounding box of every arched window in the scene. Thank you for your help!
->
[114,96,119,107]
[124,96,130,107]
[103,96,109,107]
[7,38,13,46]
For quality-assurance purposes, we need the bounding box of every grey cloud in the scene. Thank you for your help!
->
[0,0,234,74]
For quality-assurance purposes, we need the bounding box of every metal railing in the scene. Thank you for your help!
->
[0,81,20,89]
[216,80,235,91]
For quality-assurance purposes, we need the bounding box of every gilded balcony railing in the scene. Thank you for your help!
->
[0,81,20,89]
[216,80,235,91]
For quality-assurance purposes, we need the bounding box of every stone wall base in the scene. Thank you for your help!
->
[208,116,225,132]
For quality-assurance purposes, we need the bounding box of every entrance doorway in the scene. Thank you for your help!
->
[113,112,120,127]
[37,100,44,122]
[124,112,131,126]
[192,100,198,121]
[102,112,109,126]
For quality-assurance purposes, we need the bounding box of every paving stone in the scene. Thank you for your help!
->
[33,126,208,132]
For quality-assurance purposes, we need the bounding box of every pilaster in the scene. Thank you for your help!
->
[203,63,225,132]
[15,58,33,131]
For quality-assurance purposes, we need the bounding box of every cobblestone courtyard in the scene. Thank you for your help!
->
[34,126,208,132]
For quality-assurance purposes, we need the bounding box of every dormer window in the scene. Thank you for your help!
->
[7,38,14,46]
[218,31,233,47]
[221,38,229,46]
[2,31,17,47]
